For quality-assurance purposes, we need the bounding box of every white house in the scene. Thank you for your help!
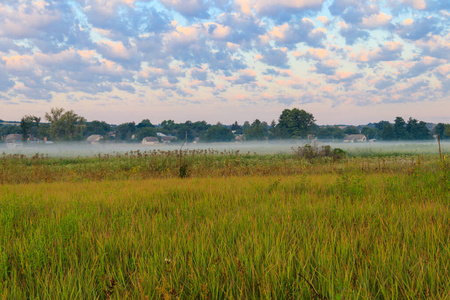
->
[86,134,103,144]
[343,134,367,142]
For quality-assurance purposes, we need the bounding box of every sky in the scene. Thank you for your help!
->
[0,0,449,125]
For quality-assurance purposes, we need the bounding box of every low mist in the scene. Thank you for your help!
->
[1,140,448,158]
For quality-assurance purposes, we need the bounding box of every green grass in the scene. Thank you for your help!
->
[0,151,449,299]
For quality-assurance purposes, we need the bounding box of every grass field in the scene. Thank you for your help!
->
[1,147,449,299]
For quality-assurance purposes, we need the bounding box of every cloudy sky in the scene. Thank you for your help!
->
[0,0,449,125]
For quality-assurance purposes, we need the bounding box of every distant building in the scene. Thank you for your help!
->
[86,134,103,144]
[344,134,367,143]
[4,134,23,148]
[142,136,159,145]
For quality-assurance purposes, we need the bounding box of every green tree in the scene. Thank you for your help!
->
[381,123,395,140]
[393,117,407,140]
[36,123,50,140]
[45,108,86,141]
[85,120,111,137]
[361,127,379,140]
[445,125,450,139]
[406,118,432,140]
[317,125,345,140]
[161,120,176,132]
[375,121,390,131]
[203,124,235,142]
[137,119,154,129]
[116,122,136,141]
[231,121,243,135]
[175,125,195,143]
[344,126,360,135]
[135,127,157,141]
[20,115,41,141]
[276,108,316,139]
[244,119,268,141]
[433,123,450,139]
[268,120,278,140]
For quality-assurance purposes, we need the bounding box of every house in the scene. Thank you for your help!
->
[142,136,159,145]
[86,134,103,144]
[4,134,23,148]
[343,134,367,142]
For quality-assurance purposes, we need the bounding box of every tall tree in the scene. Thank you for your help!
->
[393,117,407,140]
[85,120,111,137]
[276,108,316,139]
[203,124,235,142]
[45,108,86,141]
[317,125,345,140]
[137,119,154,129]
[20,115,40,141]
[361,127,379,140]
[433,123,450,139]
[406,118,432,140]
[116,122,136,141]
[381,123,395,140]
[135,127,157,141]
[344,126,360,134]
[245,119,268,141]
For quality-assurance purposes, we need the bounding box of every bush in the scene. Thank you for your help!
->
[292,143,346,160]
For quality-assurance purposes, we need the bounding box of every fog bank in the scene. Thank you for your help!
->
[1,140,449,158]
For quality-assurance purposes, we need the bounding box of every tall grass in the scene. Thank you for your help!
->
[1,150,447,184]
[0,152,449,298]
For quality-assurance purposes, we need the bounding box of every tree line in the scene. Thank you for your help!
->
[1,108,449,143]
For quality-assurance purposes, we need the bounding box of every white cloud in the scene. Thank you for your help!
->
[361,12,393,29]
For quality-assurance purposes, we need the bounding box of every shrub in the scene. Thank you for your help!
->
[292,143,346,160]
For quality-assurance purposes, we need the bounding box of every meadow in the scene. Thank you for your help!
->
[0,144,449,299]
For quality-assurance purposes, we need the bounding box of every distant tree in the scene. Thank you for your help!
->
[361,127,379,140]
[231,121,241,131]
[244,119,268,141]
[381,123,395,140]
[137,119,154,129]
[203,124,235,142]
[230,121,243,135]
[242,121,250,135]
[375,121,390,131]
[135,126,157,141]
[116,122,136,141]
[445,125,450,139]
[45,108,86,141]
[161,120,176,132]
[36,123,50,140]
[20,115,41,141]
[175,125,195,143]
[85,120,111,137]
[393,117,407,140]
[344,126,360,135]
[189,121,210,138]
[276,108,316,139]
[0,124,21,137]
[406,118,432,140]
[317,125,345,140]
[433,123,450,139]
[268,120,278,140]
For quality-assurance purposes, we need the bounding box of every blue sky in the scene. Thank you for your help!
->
[0,0,449,125]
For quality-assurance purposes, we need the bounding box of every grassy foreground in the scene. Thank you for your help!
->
[0,152,449,299]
